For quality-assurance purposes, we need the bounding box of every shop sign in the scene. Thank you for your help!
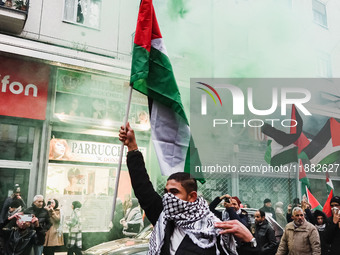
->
[49,137,146,164]
[0,56,50,120]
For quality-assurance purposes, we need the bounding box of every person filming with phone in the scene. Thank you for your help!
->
[24,195,51,255]
[2,213,44,255]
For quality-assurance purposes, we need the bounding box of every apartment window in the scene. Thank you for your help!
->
[317,52,332,78]
[64,0,101,29]
[312,0,327,28]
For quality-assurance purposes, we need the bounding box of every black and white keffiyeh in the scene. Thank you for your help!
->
[148,193,238,255]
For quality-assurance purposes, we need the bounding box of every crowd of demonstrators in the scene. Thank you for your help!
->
[209,194,249,228]
[259,198,276,221]
[120,197,144,237]
[119,122,253,255]
[43,198,64,255]
[65,201,82,255]
[276,207,321,255]
[0,184,26,225]
[325,196,340,254]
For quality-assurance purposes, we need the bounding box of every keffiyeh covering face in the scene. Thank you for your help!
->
[148,193,237,255]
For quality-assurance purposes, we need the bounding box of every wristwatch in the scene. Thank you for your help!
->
[250,237,257,248]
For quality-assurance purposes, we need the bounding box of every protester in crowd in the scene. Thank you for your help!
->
[276,207,321,255]
[325,196,340,255]
[312,210,330,255]
[2,214,44,255]
[274,202,287,228]
[120,198,143,237]
[24,195,51,255]
[65,201,82,255]
[43,199,64,255]
[254,210,278,255]
[286,198,301,223]
[0,184,26,224]
[0,201,24,254]
[209,194,249,228]
[259,198,276,220]
[119,122,253,255]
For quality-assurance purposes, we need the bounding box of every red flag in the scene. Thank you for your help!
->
[323,189,334,217]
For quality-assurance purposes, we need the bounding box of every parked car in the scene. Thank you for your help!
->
[84,225,152,255]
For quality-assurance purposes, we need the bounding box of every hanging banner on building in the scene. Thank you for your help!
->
[49,137,146,164]
[0,56,50,120]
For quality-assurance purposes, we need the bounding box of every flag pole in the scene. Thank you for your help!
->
[110,85,133,222]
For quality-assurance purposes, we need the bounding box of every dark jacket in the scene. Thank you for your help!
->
[325,216,340,255]
[259,205,276,221]
[126,150,227,255]
[209,196,249,228]
[254,219,278,255]
[0,196,26,224]
[24,205,51,245]
[2,226,44,255]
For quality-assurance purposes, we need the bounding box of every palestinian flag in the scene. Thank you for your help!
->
[323,189,334,218]
[299,159,310,196]
[306,187,323,211]
[301,118,340,165]
[262,105,303,166]
[130,0,202,181]
[326,171,334,194]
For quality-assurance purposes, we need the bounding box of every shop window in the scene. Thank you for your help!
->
[64,0,101,29]
[312,0,328,28]
[46,131,148,232]
[0,124,35,161]
[53,68,150,131]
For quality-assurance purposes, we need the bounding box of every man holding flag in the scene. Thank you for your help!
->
[119,0,253,254]
[119,123,252,255]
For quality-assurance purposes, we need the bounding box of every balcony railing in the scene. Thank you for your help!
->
[0,0,29,34]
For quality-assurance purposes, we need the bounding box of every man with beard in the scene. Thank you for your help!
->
[24,195,51,255]
[253,210,277,255]
[119,122,253,255]
[276,207,320,255]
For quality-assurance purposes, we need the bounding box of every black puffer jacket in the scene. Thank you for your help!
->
[24,205,51,245]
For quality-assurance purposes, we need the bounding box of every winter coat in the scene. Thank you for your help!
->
[66,208,82,249]
[276,221,321,255]
[24,205,52,245]
[44,208,64,247]
[324,216,340,255]
[255,219,278,255]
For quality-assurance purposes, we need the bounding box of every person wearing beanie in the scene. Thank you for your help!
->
[66,201,82,255]
[325,195,340,254]
[0,184,26,225]
[259,198,276,220]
